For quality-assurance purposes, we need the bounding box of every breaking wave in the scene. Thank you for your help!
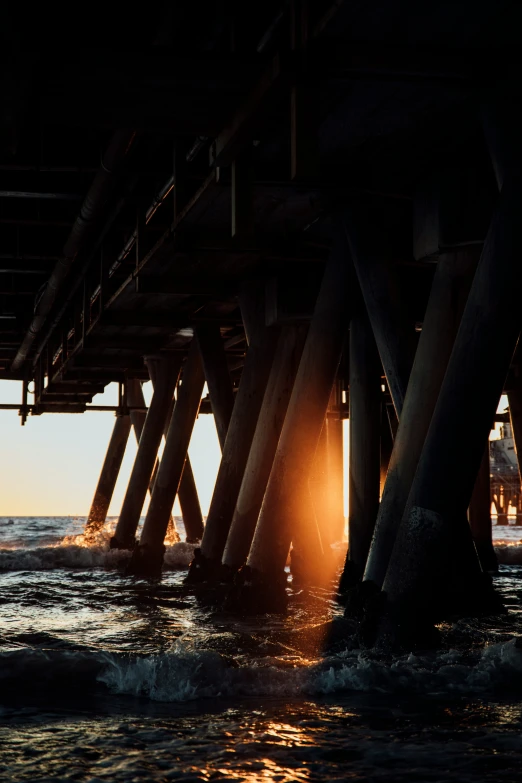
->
[4,636,522,703]
[0,541,197,572]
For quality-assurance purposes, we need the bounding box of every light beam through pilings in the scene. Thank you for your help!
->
[237,228,349,612]
[221,323,308,575]
[186,281,278,583]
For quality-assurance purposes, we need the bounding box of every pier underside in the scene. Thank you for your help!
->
[3,0,522,647]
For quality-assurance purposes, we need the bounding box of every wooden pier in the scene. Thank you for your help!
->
[2,0,522,646]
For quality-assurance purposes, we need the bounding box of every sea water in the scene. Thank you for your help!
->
[2,517,522,781]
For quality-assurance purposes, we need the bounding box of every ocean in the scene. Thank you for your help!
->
[2,516,522,781]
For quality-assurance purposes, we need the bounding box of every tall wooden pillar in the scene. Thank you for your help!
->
[243,232,349,610]
[344,307,381,581]
[147,360,203,544]
[126,378,179,542]
[381,172,522,644]
[178,460,204,543]
[85,413,131,539]
[364,248,479,588]
[131,341,205,574]
[111,356,180,549]
[221,323,307,571]
[187,283,278,581]
[469,443,497,572]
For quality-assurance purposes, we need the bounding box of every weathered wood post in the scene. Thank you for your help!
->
[326,383,346,546]
[221,323,307,572]
[195,324,234,450]
[84,412,132,539]
[130,340,205,574]
[111,355,180,549]
[379,170,522,646]
[126,378,179,543]
[240,234,349,610]
[147,360,204,543]
[469,443,497,572]
[363,247,479,589]
[344,306,381,583]
[178,461,204,543]
[186,282,278,582]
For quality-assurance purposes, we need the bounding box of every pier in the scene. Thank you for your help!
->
[2,0,522,648]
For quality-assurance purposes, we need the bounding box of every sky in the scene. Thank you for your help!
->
[0,379,222,517]
[0,375,502,519]
[0,379,351,519]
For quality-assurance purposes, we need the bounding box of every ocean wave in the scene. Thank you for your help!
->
[3,636,522,703]
[99,638,522,702]
[494,543,522,565]
[0,541,197,572]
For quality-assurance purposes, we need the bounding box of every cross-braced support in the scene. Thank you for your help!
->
[130,340,205,575]
[111,356,180,550]
[186,282,278,583]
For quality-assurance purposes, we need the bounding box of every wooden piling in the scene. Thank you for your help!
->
[84,412,132,539]
[243,234,349,609]
[221,323,307,571]
[131,340,205,574]
[469,443,497,572]
[326,384,346,546]
[345,307,381,581]
[380,175,522,644]
[363,248,479,588]
[187,283,278,580]
[147,361,204,543]
[111,356,180,549]
[126,378,180,542]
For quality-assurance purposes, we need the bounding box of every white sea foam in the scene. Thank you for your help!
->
[0,541,197,572]
[97,637,522,703]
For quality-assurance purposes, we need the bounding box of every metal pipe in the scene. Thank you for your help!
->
[0,191,83,200]
[10,129,137,373]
